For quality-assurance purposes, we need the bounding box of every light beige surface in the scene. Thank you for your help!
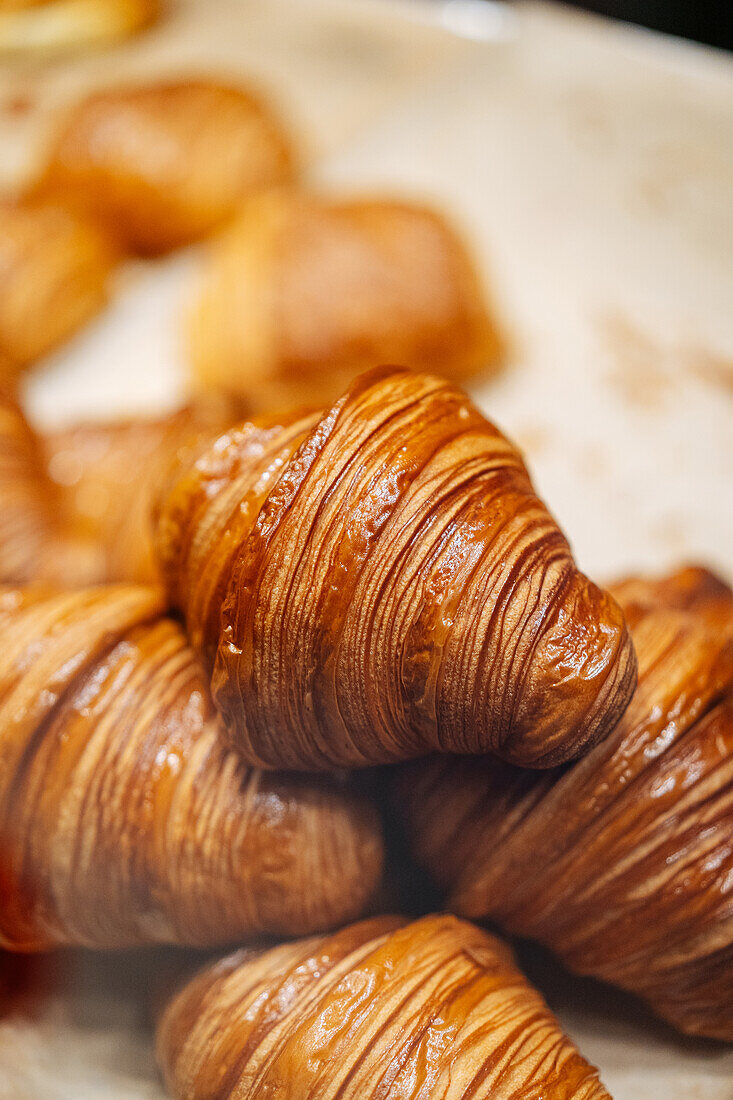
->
[0,0,466,186]
[0,1,732,1097]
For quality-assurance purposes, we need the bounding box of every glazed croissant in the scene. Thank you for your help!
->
[157,913,609,1099]
[156,366,637,770]
[0,584,383,950]
[399,565,733,1040]
[0,199,115,371]
[35,80,295,255]
[187,190,503,411]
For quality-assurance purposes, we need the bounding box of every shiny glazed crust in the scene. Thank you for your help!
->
[399,566,733,1039]
[157,914,610,1100]
[157,365,637,771]
[0,584,383,950]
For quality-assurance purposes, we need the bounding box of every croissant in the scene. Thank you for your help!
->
[0,388,102,585]
[187,190,503,411]
[0,0,158,58]
[0,353,15,389]
[35,80,295,255]
[0,389,57,582]
[399,565,733,1040]
[157,913,609,1099]
[43,400,238,584]
[0,199,115,370]
[156,366,637,771]
[0,584,383,950]
[0,382,239,586]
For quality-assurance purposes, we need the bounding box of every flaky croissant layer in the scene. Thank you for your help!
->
[399,566,733,1040]
[157,365,637,771]
[0,585,383,950]
[157,914,610,1100]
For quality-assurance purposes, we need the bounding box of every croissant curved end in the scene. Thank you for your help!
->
[0,584,384,950]
[398,564,733,1040]
[157,366,637,771]
[157,914,610,1099]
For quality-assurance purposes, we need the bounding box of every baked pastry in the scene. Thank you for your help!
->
[0,584,383,950]
[156,366,637,771]
[36,79,295,254]
[0,386,236,586]
[0,199,115,369]
[187,190,503,411]
[0,388,58,583]
[399,565,733,1040]
[0,388,102,585]
[0,353,17,389]
[157,913,609,1099]
[0,0,158,57]
[44,400,237,584]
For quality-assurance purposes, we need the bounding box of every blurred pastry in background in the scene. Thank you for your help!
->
[0,386,237,587]
[0,385,62,584]
[0,198,116,374]
[187,191,504,413]
[0,387,103,585]
[34,79,296,255]
[0,0,159,58]
[43,398,239,585]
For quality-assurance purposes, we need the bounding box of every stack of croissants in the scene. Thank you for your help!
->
[0,70,730,1100]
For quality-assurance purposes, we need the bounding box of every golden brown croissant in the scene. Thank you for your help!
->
[399,565,733,1040]
[0,199,115,370]
[187,190,503,411]
[0,584,383,950]
[0,388,103,585]
[0,0,158,58]
[156,366,637,771]
[0,353,16,389]
[0,381,238,586]
[0,388,58,582]
[157,913,609,1100]
[35,80,295,255]
[43,400,238,584]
